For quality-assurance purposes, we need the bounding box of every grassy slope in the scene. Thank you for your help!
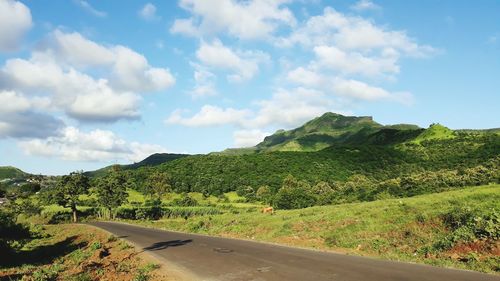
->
[127,185,500,273]
[0,166,27,180]
[0,224,168,280]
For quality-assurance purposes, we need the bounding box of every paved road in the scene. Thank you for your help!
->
[90,221,499,281]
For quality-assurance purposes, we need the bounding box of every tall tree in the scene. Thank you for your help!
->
[95,166,128,218]
[49,171,90,223]
[144,171,171,199]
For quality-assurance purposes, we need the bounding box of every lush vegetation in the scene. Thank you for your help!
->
[0,223,167,280]
[0,166,27,180]
[2,112,499,275]
[128,185,500,273]
[120,132,499,203]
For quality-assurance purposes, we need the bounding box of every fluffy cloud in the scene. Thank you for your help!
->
[138,3,159,21]
[170,0,295,40]
[167,87,333,128]
[18,127,166,162]
[0,0,32,52]
[188,63,217,98]
[277,7,434,57]
[38,30,175,92]
[0,30,175,123]
[312,45,399,77]
[165,105,252,127]
[196,39,269,82]
[287,67,413,103]
[252,87,333,128]
[233,129,269,147]
[0,90,63,139]
[350,0,380,11]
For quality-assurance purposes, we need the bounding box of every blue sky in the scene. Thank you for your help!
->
[0,0,498,175]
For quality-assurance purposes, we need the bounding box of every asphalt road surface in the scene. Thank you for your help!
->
[90,221,499,281]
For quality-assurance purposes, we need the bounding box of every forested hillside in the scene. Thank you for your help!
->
[117,113,499,205]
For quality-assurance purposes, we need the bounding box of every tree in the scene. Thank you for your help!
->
[48,171,90,223]
[144,171,172,199]
[256,185,272,204]
[95,166,128,219]
[312,181,334,205]
[273,175,316,209]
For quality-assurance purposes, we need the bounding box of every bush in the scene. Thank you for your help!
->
[172,194,198,207]
[435,207,500,250]
[116,207,137,219]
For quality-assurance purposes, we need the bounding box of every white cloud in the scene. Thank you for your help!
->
[37,30,175,92]
[170,0,296,40]
[2,58,142,122]
[287,66,414,103]
[165,105,252,127]
[196,39,269,82]
[0,90,63,139]
[233,129,269,147]
[189,63,217,98]
[19,127,167,162]
[252,87,332,128]
[0,0,32,52]
[170,18,200,37]
[166,87,333,129]
[0,30,175,123]
[286,66,322,86]
[138,3,159,21]
[312,45,399,77]
[0,90,31,113]
[350,0,380,11]
[277,7,435,58]
[75,0,107,17]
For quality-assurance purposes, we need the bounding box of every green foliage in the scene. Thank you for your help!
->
[434,207,500,250]
[42,171,90,222]
[171,194,198,206]
[94,167,128,217]
[0,166,27,180]
[256,185,273,204]
[273,175,317,209]
[0,209,30,257]
[115,205,221,220]
[143,171,172,198]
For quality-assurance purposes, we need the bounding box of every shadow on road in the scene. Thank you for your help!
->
[143,239,193,251]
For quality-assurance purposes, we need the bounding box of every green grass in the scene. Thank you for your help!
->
[128,184,500,274]
[413,123,455,143]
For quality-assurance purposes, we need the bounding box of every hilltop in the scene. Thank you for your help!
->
[0,166,28,180]
[220,112,478,154]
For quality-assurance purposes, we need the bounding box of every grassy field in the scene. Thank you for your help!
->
[0,224,170,281]
[124,184,500,274]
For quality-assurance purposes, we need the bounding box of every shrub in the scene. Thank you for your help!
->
[435,207,499,250]
[171,194,198,207]
[116,207,137,220]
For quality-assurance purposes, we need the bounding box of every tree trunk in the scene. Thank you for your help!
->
[72,205,78,223]
[109,208,113,220]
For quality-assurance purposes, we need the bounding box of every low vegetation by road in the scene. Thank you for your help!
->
[123,185,500,274]
[0,223,170,281]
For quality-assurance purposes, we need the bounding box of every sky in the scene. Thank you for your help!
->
[0,0,499,175]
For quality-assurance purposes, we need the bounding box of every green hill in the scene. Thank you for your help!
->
[86,153,189,177]
[412,123,456,143]
[0,166,27,180]
[93,112,499,202]
[255,112,383,152]
[223,112,427,153]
